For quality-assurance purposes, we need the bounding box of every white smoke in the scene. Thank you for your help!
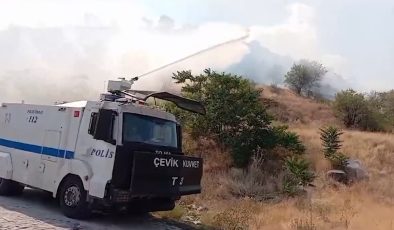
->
[0,1,350,104]
[0,19,248,104]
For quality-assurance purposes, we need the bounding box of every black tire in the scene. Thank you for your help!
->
[0,178,24,196]
[11,182,24,195]
[59,176,91,219]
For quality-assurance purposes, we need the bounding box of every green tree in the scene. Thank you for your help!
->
[380,90,394,115]
[333,89,368,128]
[368,90,394,131]
[172,69,269,141]
[171,69,305,167]
[284,60,327,96]
[334,89,394,132]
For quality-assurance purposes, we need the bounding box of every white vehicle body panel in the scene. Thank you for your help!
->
[0,152,12,179]
[0,100,176,199]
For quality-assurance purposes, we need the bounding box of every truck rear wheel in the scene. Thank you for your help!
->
[59,176,91,219]
[0,178,24,196]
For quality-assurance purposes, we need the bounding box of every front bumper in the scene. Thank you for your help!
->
[129,152,203,197]
[107,152,203,204]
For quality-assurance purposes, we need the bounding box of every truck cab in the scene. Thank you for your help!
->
[0,80,204,219]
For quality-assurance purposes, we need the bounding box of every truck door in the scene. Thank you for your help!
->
[40,130,62,190]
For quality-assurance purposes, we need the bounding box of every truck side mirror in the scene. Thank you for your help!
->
[93,109,117,145]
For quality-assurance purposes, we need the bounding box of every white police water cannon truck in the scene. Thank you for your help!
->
[0,77,205,219]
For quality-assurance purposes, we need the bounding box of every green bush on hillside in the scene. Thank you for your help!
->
[168,69,307,168]
[283,156,315,196]
[319,126,348,169]
[333,89,368,129]
[333,89,394,132]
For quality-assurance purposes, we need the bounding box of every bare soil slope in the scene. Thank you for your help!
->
[259,85,339,127]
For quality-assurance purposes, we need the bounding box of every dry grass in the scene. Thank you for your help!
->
[259,85,339,128]
[264,127,394,230]
[293,127,394,201]
[247,185,394,230]
[178,87,394,230]
[181,134,233,205]
[190,128,394,230]
[290,218,317,230]
[222,156,284,200]
[156,205,186,220]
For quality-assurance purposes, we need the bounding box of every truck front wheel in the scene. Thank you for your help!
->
[59,176,91,219]
[0,178,24,196]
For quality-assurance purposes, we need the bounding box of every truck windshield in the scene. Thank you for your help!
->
[123,113,178,148]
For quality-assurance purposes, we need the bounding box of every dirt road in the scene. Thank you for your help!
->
[0,189,193,230]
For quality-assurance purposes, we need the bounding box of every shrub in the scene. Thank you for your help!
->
[319,126,343,157]
[171,69,306,167]
[361,90,394,132]
[319,126,348,169]
[333,89,388,132]
[326,152,348,169]
[170,69,314,198]
[283,156,315,196]
[273,126,306,155]
[333,89,368,128]
[224,155,284,199]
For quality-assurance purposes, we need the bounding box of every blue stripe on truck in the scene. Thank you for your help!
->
[0,138,74,159]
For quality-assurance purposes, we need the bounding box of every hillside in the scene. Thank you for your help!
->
[157,85,394,230]
[259,85,339,127]
[259,88,394,229]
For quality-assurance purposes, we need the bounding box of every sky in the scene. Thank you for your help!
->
[0,0,393,103]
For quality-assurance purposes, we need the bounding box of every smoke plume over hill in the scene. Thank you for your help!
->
[0,2,352,104]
